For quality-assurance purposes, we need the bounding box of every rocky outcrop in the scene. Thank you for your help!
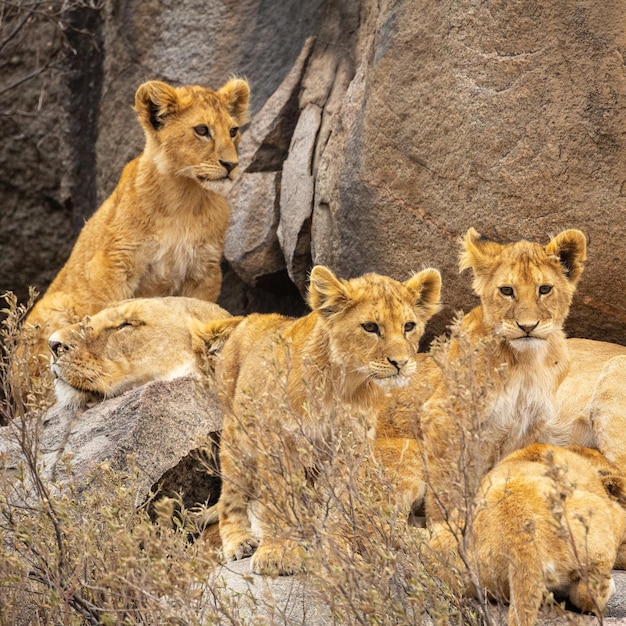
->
[2,0,625,336]
[0,378,222,507]
[225,0,626,344]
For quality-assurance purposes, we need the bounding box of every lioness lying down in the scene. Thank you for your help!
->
[429,444,626,626]
[49,297,240,409]
[210,265,442,576]
[21,77,250,385]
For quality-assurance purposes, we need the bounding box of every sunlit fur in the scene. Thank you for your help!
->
[20,78,250,384]
[48,297,239,409]
[551,338,626,462]
[418,228,587,523]
[429,444,626,626]
[211,265,442,576]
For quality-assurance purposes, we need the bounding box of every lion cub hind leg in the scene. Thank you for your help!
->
[568,572,616,615]
[507,560,545,626]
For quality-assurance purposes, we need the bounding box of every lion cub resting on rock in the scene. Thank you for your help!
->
[22,77,250,378]
[210,265,442,576]
[48,297,238,409]
[429,444,626,626]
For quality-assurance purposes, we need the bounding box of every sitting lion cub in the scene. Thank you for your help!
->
[21,77,250,379]
[48,297,240,409]
[211,265,442,576]
[429,444,626,626]
[420,228,587,523]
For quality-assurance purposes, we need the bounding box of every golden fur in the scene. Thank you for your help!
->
[21,78,250,378]
[429,444,626,626]
[210,265,442,575]
[48,297,239,409]
[553,338,626,454]
[412,228,587,523]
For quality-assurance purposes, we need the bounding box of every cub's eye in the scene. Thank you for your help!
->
[538,284,553,295]
[361,322,380,335]
[404,321,416,333]
[499,286,514,297]
[229,126,239,138]
[116,321,135,330]
[194,125,210,137]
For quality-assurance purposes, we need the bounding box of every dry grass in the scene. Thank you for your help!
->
[0,294,601,625]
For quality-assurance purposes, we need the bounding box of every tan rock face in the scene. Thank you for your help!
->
[310,0,626,343]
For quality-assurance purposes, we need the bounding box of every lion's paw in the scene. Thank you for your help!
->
[222,534,259,561]
[251,540,307,576]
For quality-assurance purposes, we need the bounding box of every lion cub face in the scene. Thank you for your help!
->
[460,228,586,352]
[48,297,234,409]
[309,266,442,389]
[134,78,250,192]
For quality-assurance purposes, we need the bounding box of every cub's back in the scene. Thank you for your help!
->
[216,312,295,404]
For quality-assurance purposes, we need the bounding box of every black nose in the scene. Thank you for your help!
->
[219,159,237,174]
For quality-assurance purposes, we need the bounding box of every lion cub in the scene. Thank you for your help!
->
[21,77,250,378]
[429,444,626,626]
[420,228,587,523]
[211,265,442,576]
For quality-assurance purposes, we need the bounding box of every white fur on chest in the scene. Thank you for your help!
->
[144,228,220,290]
[489,357,558,455]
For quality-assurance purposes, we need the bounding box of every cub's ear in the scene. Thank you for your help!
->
[308,266,351,317]
[134,80,179,131]
[191,316,244,356]
[544,229,587,285]
[217,78,250,126]
[404,268,442,319]
[458,227,503,275]
[601,473,626,507]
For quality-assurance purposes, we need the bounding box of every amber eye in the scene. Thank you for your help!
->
[194,125,210,137]
[229,127,239,138]
[539,284,553,295]
[362,322,380,335]
[404,321,416,333]
[499,286,514,297]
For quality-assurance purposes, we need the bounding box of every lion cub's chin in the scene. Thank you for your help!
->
[508,336,548,353]
[198,178,234,195]
[374,375,410,390]
[53,378,101,411]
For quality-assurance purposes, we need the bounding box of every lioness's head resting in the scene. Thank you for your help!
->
[307,265,442,388]
[459,227,586,351]
[49,297,242,409]
[134,78,250,192]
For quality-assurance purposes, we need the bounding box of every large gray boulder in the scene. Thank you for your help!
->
[0,378,222,505]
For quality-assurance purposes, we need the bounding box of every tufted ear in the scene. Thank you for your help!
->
[217,78,250,126]
[191,316,244,356]
[404,268,442,319]
[308,266,352,317]
[458,227,503,275]
[134,80,180,131]
[544,229,587,285]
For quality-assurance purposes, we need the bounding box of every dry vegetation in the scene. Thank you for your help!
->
[0,296,602,625]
